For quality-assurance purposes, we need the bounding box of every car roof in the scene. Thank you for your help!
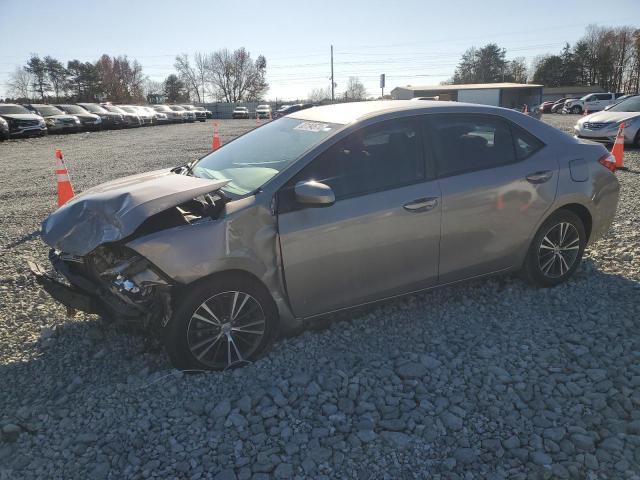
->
[288,100,494,125]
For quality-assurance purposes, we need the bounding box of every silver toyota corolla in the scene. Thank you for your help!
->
[30,101,620,370]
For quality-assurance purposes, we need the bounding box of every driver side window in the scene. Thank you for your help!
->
[280,118,426,212]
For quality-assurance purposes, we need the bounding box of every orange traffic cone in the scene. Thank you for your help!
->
[268,110,272,121]
[522,104,528,115]
[211,122,221,150]
[55,149,74,207]
[611,122,626,170]
[256,112,260,125]
[583,106,589,116]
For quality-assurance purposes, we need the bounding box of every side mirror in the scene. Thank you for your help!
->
[294,181,335,207]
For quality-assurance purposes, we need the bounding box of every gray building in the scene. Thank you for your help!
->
[390,82,543,109]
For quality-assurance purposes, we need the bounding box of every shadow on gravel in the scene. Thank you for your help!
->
[3,229,41,250]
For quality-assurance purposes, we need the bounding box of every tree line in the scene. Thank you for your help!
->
[451,25,640,93]
[5,48,269,104]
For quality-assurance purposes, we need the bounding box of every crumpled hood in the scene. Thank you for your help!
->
[41,168,229,256]
[580,111,640,124]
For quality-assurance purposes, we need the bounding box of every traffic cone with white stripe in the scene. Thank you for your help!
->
[55,149,74,207]
[211,122,221,150]
[611,122,626,170]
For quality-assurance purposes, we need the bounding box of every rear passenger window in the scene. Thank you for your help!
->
[512,127,544,160]
[429,115,516,177]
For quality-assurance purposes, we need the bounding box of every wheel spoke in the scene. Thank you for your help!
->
[199,302,222,325]
[558,254,570,275]
[192,312,221,327]
[231,293,250,322]
[192,333,224,360]
[541,254,556,274]
[541,236,556,250]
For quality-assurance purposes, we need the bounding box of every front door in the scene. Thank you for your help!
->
[278,117,441,318]
[427,113,557,284]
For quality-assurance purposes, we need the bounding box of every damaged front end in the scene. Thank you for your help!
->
[30,167,232,330]
[30,246,173,329]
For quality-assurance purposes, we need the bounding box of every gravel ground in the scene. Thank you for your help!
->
[0,115,639,479]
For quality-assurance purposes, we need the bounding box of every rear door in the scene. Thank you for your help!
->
[278,117,441,318]
[428,113,557,284]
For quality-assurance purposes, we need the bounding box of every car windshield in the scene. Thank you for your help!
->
[104,105,125,113]
[257,105,269,109]
[154,105,171,112]
[608,96,640,112]
[119,106,136,113]
[191,117,339,196]
[57,105,86,114]
[170,106,185,111]
[81,104,108,114]
[194,107,205,111]
[36,106,64,116]
[235,107,247,111]
[0,105,32,114]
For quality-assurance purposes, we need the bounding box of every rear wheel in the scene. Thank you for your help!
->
[163,273,278,370]
[521,210,586,287]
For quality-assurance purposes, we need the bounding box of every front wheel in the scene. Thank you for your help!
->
[520,210,586,287]
[571,106,582,114]
[163,273,278,370]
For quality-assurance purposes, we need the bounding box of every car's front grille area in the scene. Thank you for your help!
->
[583,122,613,130]
[16,119,39,127]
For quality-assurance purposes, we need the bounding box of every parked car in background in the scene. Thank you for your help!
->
[140,106,169,124]
[256,104,272,119]
[232,106,250,119]
[181,105,207,122]
[31,100,620,370]
[153,105,184,123]
[539,101,556,113]
[563,93,625,114]
[77,103,125,129]
[0,116,9,141]
[54,104,102,130]
[604,94,638,110]
[169,105,195,122]
[23,104,81,133]
[102,104,141,128]
[574,95,640,146]
[0,104,47,137]
[273,103,315,118]
[551,98,575,114]
[193,106,212,119]
[123,106,154,126]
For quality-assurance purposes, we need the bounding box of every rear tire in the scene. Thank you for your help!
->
[163,273,278,371]
[520,210,586,288]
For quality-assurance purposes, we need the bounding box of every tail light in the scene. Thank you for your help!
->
[598,153,617,172]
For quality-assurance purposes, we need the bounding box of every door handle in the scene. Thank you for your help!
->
[403,197,439,213]
[526,170,553,184]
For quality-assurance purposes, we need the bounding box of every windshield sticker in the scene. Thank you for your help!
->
[294,122,331,133]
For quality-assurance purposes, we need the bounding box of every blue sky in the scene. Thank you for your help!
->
[0,0,637,101]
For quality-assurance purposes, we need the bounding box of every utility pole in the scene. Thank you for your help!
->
[331,45,335,101]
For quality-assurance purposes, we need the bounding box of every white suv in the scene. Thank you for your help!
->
[564,93,624,114]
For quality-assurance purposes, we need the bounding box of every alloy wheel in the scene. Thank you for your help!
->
[187,291,266,369]
[537,222,581,279]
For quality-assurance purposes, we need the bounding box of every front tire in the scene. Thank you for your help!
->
[521,210,586,287]
[163,273,278,370]
[571,106,582,114]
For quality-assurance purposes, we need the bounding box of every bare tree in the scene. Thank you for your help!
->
[345,76,366,100]
[206,48,268,102]
[194,52,209,103]
[308,86,331,102]
[6,67,33,101]
[174,53,201,103]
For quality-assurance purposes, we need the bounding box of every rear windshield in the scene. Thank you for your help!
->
[0,105,32,114]
[191,117,339,196]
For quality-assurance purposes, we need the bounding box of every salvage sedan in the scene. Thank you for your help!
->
[31,101,620,371]
[574,95,640,146]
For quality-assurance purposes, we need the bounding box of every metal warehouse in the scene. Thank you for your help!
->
[390,82,543,109]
